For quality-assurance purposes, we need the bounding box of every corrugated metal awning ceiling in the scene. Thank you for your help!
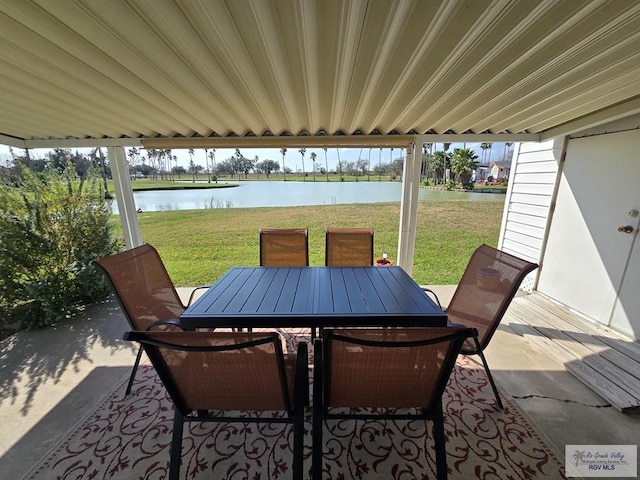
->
[1,0,640,149]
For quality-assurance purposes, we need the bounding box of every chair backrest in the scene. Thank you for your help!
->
[446,244,539,352]
[325,227,374,266]
[321,327,473,409]
[123,331,295,413]
[259,228,309,266]
[94,244,186,331]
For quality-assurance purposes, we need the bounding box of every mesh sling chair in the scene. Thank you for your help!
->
[94,244,210,395]
[325,227,374,266]
[123,331,308,480]
[260,227,309,266]
[423,244,539,409]
[312,327,475,480]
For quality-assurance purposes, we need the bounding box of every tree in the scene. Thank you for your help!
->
[0,160,119,331]
[389,156,404,180]
[188,157,197,182]
[146,149,160,179]
[372,162,388,178]
[503,142,514,160]
[450,147,479,186]
[172,165,187,177]
[442,143,451,181]
[299,148,306,180]
[90,147,110,198]
[430,151,450,184]
[280,147,287,181]
[204,148,210,182]
[480,142,491,165]
[310,152,317,181]
[209,149,217,182]
[188,149,195,182]
[323,147,329,181]
[256,159,280,178]
[421,144,429,182]
[356,157,368,179]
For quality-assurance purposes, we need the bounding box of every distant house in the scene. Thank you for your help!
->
[474,166,491,182]
[490,161,511,180]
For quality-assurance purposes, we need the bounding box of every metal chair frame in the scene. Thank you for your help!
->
[313,327,474,480]
[124,331,308,480]
[423,244,539,409]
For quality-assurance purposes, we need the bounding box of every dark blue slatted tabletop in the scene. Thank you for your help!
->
[181,266,446,329]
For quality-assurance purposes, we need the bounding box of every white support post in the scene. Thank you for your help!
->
[396,141,422,275]
[107,146,142,249]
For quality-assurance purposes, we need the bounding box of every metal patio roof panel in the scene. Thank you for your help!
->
[0,0,640,147]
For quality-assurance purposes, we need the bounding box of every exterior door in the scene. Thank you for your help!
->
[610,225,640,337]
[537,130,640,339]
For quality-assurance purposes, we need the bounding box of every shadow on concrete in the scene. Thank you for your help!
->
[0,297,135,416]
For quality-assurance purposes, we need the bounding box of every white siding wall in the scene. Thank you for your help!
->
[498,139,564,291]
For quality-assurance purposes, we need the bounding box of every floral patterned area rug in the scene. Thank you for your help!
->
[24,331,566,480]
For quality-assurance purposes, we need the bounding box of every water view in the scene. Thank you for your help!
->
[110,181,504,214]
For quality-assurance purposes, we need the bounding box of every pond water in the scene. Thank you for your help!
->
[110,181,503,214]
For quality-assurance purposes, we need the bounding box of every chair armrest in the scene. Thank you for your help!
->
[421,287,442,308]
[146,318,184,330]
[187,285,211,306]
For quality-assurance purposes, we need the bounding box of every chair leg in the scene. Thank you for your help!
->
[169,410,184,480]
[293,407,304,480]
[125,345,144,395]
[432,403,448,480]
[312,340,323,480]
[473,337,503,409]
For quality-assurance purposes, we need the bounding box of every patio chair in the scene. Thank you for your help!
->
[94,244,210,394]
[312,327,474,480]
[123,331,308,480]
[260,227,309,266]
[423,244,539,409]
[325,227,374,266]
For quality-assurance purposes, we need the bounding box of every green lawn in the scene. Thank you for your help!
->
[113,199,505,287]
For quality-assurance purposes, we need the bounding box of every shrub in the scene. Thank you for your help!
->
[0,161,120,332]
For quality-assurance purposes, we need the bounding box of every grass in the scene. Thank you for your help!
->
[109,178,238,192]
[114,198,505,287]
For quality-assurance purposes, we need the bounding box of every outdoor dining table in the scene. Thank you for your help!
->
[180,266,447,330]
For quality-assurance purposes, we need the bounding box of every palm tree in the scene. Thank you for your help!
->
[310,151,317,181]
[480,142,490,165]
[504,142,514,160]
[280,147,287,181]
[378,148,383,181]
[431,151,448,184]
[450,147,479,186]
[188,149,195,182]
[92,147,110,197]
[204,148,210,182]
[337,149,344,180]
[323,147,329,181]
[299,148,306,181]
[443,143,451,182]
[209,149,217,182]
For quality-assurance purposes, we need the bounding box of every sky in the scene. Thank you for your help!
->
[0,142,511,172]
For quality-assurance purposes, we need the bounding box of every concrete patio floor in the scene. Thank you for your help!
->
[1,286,638,479]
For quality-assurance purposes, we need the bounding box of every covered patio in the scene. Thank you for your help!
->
[1,287,638,479]
[2,0,640,477]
